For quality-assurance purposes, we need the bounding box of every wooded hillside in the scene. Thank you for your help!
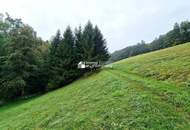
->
[0,13,109,103]
[109,21,190,63]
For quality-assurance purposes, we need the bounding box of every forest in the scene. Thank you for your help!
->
[0,13,109,103]
[109,21,190,63]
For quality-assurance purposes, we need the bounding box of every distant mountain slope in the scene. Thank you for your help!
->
[109,20,190,63]
[0,43,190,130]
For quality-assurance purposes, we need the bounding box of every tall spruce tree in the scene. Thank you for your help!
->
[50,29,61,55]
[49,29,62,75]
[59,26,78,84]
[82,21,95,61]
[93,25,109,62]
[48,26,78,89]
[60,26,75,68]
[47,30,62,90]
[80,22,109,62]
[75,25,84,62]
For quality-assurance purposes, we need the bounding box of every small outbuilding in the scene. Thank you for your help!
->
[78,61,86,69]
[78,61,101,70]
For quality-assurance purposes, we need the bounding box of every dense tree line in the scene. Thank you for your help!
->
[0,13,109,103]
[109,21,190,63]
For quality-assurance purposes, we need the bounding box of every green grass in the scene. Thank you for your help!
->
[115,42,190,86]
[1,43,190,130]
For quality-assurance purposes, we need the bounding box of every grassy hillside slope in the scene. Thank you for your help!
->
[0,43,190,130]
[115,42,190,86]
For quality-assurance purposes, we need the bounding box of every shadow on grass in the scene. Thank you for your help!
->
[0,93,43,110]
[0,69,103,110]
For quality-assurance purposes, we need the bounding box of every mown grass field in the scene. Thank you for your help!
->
[0,43,190,130]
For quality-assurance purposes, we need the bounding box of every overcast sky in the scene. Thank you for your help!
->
[0,0,190,52]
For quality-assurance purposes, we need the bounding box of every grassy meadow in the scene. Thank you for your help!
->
[0,43,190,129]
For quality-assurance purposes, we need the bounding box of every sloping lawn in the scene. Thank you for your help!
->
[0,43,190,130]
